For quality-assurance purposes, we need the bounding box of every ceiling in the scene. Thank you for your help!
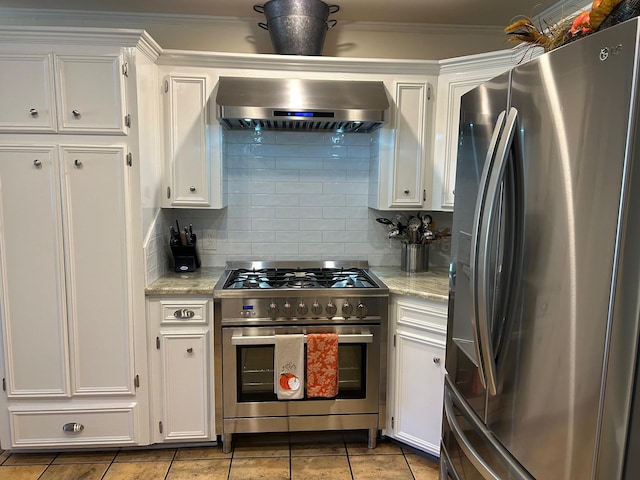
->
[0,0,567,27]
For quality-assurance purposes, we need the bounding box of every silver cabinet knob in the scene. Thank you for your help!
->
[433,357,441,364]
[186,347,193,354]
[62,422,84,433]
[72,109,81,117]
[189,186,196,192]
[33,159,42,168]
[173,309,195,319]
[29,108,38,117]
[74,159,82,167]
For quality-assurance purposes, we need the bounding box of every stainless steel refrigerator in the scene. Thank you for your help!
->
[441,17,640,480]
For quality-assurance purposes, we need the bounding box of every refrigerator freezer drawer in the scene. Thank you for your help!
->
[441,375,534,480]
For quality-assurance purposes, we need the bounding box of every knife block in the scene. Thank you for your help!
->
[170,236,201,272]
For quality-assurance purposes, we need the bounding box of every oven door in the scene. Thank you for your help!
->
[222,324,381,419]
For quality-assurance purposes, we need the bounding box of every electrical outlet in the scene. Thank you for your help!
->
[202,229,216,250]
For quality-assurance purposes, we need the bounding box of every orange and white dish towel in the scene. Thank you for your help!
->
[306,333,339,398]
[275,334,304,400]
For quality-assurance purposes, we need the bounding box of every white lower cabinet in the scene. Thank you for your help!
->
[387,296,446,456]
[0,144,144,449]
[148,297,215,442]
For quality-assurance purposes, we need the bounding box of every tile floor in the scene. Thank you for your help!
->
[0,431,440,480]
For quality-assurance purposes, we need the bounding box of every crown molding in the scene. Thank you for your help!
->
[0,25,161,59]
[157,48,441,75]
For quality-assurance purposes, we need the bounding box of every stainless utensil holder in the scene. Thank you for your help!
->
[401,243,429,272]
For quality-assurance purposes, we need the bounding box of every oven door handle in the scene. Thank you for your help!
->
[231,333,373,345]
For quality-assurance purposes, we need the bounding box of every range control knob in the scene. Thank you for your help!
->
[297,301,308,316]
[268,302,279,318]
[326,302,337,318]
[282,301,293,317]
[311,301,323,316]
[342,301,353,317]
[356,303,368,318]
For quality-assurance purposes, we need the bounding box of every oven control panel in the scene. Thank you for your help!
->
[221,296,386,324]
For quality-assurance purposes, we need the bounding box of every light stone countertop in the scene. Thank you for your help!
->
[145,267,227,295]
[145,265,449,302]
[370,266,449,303]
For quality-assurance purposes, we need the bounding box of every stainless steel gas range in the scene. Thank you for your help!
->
[213,261,389,453]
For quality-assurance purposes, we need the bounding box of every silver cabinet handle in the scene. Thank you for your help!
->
[72,109,80,117]
[29,108,38,116]
[189,186,196,192]
[62,422,84,433]
[186,347,193,354]
[174,309,195,319]
[33,159,42,168]
[74,159,82,167]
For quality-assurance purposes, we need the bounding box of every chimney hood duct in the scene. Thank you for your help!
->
[215,77,389,133]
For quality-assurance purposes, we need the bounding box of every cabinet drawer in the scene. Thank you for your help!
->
[9,405,137,448]
[161,300,209,325]
[397,300,447,331]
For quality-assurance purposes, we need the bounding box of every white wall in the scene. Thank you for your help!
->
[0,7,509,60]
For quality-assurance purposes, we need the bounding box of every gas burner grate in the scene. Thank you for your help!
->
[223,267,379,290]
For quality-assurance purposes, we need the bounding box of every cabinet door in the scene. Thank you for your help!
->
[159,331,210,440]
[56,55,127,135]
[0,146,70,397]
[393,328,445,455]
[391,82,427,208]
[0,54,57,132]
[439,77,493,210]
[59,146,134,395]
[163,75,211,207]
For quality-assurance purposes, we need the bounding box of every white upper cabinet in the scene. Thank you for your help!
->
[0,54,56,132]
[55,54,127,135]
[431,50,519,210]
[0,52,127,135]
[371,77,435,210]
[161,73,225,209]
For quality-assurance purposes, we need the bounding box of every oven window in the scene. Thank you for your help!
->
[237,344,367,402]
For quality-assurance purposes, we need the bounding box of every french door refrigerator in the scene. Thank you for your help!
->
[442,17,640,480]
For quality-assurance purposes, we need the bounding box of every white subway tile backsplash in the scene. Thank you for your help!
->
[298,243,345,255]
[275,182,323,195]
[299,218,346,231]
[276,207,323,219]
[251,193,299,206]
[322,206,368,218]
[252,242,299,255]
[323,182,368,195]
[254,168,299,182]
[228,181,275,194]
[252,218,297,231]
[146,129,453,276]
[299,195,345,207]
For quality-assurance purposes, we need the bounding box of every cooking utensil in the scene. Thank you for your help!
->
[376,217,394,226]
[407,217,421,244]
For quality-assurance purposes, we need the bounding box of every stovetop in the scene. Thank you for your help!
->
[215,261,388,322]
[220,261,382,291]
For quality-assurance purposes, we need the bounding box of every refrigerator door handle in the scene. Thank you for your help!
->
[470,109,507,390]
[444,382,501,480]
[477,106,519,396]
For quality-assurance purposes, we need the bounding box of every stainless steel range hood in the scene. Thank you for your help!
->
[215,77,389,133]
